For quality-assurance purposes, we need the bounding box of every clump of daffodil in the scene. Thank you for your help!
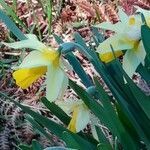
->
[56,99,90,133]
[2,34,68,102]
[95,8,146,78]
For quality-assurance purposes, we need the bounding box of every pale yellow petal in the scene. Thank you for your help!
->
[16,49,60,69]
[123,49,141,78]
[118,8,128,23]
[13,66,47,89]
[2,34,47,51]
[75,104,90,133]
[135,41,146,66]
[46,66,68,102]
[18,51,51,69]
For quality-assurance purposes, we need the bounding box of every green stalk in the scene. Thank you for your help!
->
[46,0,53,34]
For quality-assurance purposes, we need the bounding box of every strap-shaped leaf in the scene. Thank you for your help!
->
[32,140,43,150]
[0,10,26,40]
[0,92,96,150]
[0,0,28,31]
[26,115,53,141]
[95,126,112,150]
[54,34,93,87]
[41,97,70,125]
[69,79,137,150]
[112,60,150,147]
[62,131,96,150]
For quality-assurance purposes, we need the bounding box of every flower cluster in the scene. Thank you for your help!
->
[2,34,90,133]
[2,7,150,135]
[96,7,149,78]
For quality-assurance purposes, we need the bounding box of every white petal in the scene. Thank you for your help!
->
[90,114,99,141]
[75,105,90,132]
[123,49,142,78]
[135,41,146,65]
[17,51,51,69]
[25,34,39,40]
[97,34,133,54]
[46,66,68,102]
[91,125,99,141]
[57,72,69,100]
[118,8,128,23]
[2,34,47,51]
[95,22,124,33]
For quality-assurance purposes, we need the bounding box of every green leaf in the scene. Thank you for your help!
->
[141,25,150,55]
[46,0,52,34]
[65,53,93,87]
[95,126,112,150]
[19,144,32,150]
[0,92,96,150]
[62,131,96,150]
[69,79,137,150]
[123,70,150,121]
[62,131,83,149]
[44,147,76,150]
[12,0,17,12]
[137,64,150,84]
[0,93,68,137]
[141,25,150,64]
[111,60,150,147]
[41,97,71,125]
[97,143,112,150]
[26,115,53,141]
[91,27,104,45]
[32,140,43,150]
[53,34,64,44]
[0,0,28,31]
[54,34,93,88]
[74,32,99,60]
[94,78,139,149]
[115,103,140,145]
[0,10,27,40]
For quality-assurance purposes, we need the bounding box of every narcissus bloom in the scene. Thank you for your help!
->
[95,9,146,78]
[56,100,90,133]
[2,34,68,102]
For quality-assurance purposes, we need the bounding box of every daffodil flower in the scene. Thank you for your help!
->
[56,100,90,133]
[95,9,146,78]
[2,34,68,102]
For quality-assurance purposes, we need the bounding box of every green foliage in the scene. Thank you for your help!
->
[19,140,43,150]
[0,10,27,40]
[0,0,28,31]
[41,97,71,125]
